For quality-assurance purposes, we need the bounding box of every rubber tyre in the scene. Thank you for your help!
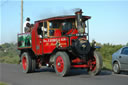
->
[113,62,120,74]
[21,52,36,73]
[30,52,36,72]
[31,58,36,72]
[88,51,102,76]
[54,51,70,77]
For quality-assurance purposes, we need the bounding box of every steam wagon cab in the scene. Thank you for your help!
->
[18,9,102,76]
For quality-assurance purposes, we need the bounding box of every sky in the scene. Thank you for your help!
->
[0,0,128,45]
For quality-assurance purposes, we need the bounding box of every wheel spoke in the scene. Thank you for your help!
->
[56,56,64,72]
[88,56,96,71]
[92,61,96,65]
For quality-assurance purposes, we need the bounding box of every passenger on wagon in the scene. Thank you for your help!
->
[23,17,31,33]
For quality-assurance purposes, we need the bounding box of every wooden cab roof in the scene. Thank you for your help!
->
[35,15,91,23]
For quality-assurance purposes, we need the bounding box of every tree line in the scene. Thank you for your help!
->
[0,43,19,64]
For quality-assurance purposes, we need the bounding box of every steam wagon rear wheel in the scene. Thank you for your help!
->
[88,51,102,76]
[21,52,36,73]
[54,51,70,77]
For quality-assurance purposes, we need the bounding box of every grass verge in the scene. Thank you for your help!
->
[102,59,112,70]
[0,56,19,64]
[0,82,8,85]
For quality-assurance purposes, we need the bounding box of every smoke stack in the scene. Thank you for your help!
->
[75,9,84,33]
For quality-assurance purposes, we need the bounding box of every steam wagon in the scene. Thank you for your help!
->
[18,9,102,76]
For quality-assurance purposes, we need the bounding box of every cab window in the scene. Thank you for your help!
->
[43,22,47,37]
[49,21,60,28]
[37,22,43,38]
[62,22,72,31]
[49,21,61,36]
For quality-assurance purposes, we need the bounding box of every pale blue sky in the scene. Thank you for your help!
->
[0,0,128,45]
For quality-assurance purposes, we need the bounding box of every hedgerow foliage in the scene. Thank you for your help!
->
[0,42,127,70]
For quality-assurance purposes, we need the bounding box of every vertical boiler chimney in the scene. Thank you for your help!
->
[75,9,84,33]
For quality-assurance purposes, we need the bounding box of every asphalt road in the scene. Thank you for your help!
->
[0,63,128,85]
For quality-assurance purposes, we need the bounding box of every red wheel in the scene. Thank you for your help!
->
[54,52,70,77]
[22,56,27,70]
[21,52,36,73]
[88,51,102,76]
[88,56,96,72]
[56,56,64,72]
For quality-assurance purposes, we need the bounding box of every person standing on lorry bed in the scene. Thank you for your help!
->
[23,17,31,33]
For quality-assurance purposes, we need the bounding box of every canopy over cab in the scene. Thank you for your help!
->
[35,14,91,38]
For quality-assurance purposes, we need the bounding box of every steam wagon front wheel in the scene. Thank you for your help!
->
[54,51,70,77]
[21,52,36,73]
[88,51,102,76]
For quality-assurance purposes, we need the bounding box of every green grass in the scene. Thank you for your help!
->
[102,59,112,70]
[0,56,19,64]
[0,82,8,85]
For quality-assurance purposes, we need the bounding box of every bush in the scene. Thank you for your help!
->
[0,82,8,85]
[97,43,123,70]
[0,43,19,64]
[0,56,19,64]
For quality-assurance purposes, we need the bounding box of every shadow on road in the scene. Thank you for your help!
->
[35,67,55,73]
[69,69,112,77]
[34,67,112,77]
[100,70,112,76]
[120,71,128,75]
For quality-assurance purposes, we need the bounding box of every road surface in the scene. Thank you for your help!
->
[0,63,128,85]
